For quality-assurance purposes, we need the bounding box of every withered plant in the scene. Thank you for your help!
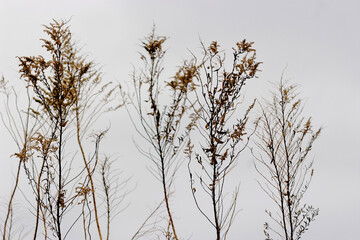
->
[0,76,40,240]
[128,28,197,240]
[99,156,131,240]
[185,40,261,240]
[2,19,122,240]
[253,81,321,240]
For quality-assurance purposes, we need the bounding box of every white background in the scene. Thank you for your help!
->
[0,0,359,239]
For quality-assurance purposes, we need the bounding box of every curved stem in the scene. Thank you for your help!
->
[76,110,103,240]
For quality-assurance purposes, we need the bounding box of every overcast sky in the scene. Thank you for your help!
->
[0,0,359,239]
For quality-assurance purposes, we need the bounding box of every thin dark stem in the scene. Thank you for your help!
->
[280,90,294,240]
[57,122,63,240]
[212,164,220,240]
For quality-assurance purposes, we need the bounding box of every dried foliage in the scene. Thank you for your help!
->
[253,81,321,240]
[185,40,261,239]
[0,76,41,240]
[0,19,325,240]
[1,19,125,240]
[127,27,198,240]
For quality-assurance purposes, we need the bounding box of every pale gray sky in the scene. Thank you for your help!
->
[0,0,359,239]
